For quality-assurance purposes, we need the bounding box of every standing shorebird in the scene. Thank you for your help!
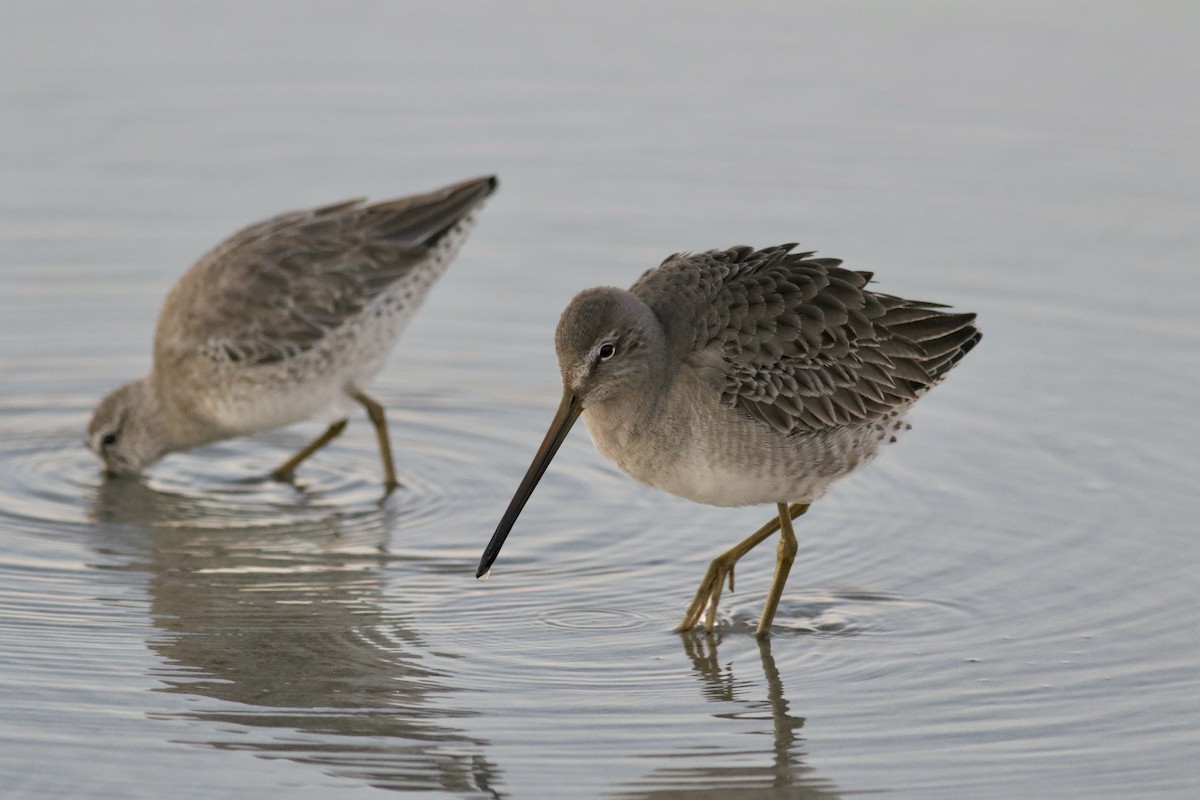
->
[88,175,497,493]
[478,244,979,638]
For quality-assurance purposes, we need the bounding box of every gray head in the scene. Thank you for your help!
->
[476,287,668,579]
[554,287,667,408]
[87,378,172,476]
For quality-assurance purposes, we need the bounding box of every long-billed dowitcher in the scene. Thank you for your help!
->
[478,244,979,638]
[88,175,497,493]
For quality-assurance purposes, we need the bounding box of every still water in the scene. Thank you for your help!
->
[2,2,1198,798]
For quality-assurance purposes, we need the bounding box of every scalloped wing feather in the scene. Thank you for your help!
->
[632,245,980,435]
[154,176,494,367]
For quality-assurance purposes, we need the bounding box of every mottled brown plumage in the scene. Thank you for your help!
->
[88,175,498,491]
[158,186,493,368]
[479,243,979,638]
[633,244,979,434]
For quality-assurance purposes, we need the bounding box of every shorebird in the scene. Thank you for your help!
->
[88,174,497,493]
[478,244,979,638]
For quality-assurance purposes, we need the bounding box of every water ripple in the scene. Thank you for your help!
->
[2,297,1199,799]
[539,606,651,631]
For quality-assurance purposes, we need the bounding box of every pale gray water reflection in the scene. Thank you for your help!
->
[613,636,839,800]
[88,478,503,796]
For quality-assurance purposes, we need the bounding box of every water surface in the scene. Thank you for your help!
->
[2,2,1198,798]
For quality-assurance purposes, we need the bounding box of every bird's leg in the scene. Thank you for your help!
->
[755,503,809,639]
[352,390,400,495]
[677,506,793,634]
[271,419,348,482]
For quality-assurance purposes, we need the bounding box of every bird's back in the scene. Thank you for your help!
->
[148,175,497,434]
[632,244,980,437]
[155,175,497,367]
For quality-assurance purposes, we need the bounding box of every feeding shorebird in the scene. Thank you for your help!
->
[88,174,497,493]
[477,243,979,638]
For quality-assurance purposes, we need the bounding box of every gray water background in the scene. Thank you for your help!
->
[1,2,1198,798]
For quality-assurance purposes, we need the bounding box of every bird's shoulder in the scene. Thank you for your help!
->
[630,244,860,354]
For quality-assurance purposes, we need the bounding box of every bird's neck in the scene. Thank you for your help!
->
[142,370,221,453]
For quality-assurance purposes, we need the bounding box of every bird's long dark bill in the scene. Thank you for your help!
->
[476,390,581,578]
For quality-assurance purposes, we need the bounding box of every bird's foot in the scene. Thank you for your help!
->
[676,557,736,634]
[378,477,401,503]
[269,467,296,484]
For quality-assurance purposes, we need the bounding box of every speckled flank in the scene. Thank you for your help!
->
[200,209,482,434]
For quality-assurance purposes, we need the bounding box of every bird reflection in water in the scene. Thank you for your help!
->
[88,477,504,798]
[618,634,842,800]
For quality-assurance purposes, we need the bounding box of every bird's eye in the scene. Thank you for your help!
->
[598,342,617,361]
[101,432,118,448]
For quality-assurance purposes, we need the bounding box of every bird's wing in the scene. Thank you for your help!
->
[155,176,496,366]
[632,245,980,435]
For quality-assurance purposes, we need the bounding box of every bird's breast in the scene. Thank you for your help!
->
[580,370,900,508]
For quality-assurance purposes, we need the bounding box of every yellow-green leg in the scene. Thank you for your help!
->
[271,419,348,482]
[755,503,804,639]
[352,390,400,495]
[676,503,809,636]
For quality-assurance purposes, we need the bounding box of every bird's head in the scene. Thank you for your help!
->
[87,378,171,477]
[554,286,667,408]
